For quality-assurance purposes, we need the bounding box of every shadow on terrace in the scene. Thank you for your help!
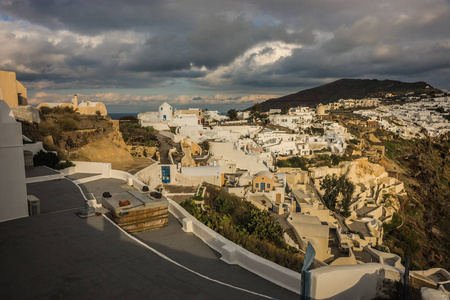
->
[0,167,298,299]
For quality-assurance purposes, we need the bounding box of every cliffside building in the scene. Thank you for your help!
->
[37,95,107,116]
[0,70,28,107]
[0,100,28,222]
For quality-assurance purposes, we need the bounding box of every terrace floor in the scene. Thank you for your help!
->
[0,175,298,299]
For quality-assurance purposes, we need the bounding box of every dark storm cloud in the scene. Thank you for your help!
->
[0,0,449,95]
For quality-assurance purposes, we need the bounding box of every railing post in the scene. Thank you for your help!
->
[403,255,410,300]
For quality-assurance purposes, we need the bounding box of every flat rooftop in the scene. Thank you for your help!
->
[0,176,298,299]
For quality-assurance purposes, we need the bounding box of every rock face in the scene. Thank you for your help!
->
[344,158,388,184]
[68,135,133,163]
[11,106,40,123]
[21,114,154,172]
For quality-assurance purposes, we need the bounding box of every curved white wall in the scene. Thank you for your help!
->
[0,100,28,222]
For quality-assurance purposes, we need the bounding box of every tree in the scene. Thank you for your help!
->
[227,109,238,121]
[281,103,291,115]
[320,174,354,215]
[320,174,339,210]
[249,103,262,122]
[203,108,210,122]
[339,176,355,217]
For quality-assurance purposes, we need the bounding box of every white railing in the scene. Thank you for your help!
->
[169,200,301,293]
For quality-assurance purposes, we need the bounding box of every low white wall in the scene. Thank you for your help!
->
[365,246,403,269]
[26,173,65,183]
[175,172,204,186]
[23,141,45,155]
[135,163,161,189]
[60,161,112,177]
[310,263,401,300]
[168,200,302,294]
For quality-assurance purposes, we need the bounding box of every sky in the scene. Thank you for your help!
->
[1,0,449,113]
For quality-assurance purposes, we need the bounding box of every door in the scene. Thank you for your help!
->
[161,166,170,183]
[260,182,265,192]
[276,193,281,203]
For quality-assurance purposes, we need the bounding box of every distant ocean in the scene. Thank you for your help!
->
[109,113,138,120]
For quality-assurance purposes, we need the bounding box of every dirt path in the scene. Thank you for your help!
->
[156,133,180,164]
[111,157,154,174]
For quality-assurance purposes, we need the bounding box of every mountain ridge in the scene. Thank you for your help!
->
[252,78,441,111]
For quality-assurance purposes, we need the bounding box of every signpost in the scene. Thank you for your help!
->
[300,242,316,300]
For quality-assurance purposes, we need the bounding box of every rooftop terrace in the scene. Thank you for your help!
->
[0,171,297,299]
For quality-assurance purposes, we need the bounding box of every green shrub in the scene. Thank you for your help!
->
[56,160,76,170]
[276,156,308,170]
[33,150,60,169]
[181,184,305,272]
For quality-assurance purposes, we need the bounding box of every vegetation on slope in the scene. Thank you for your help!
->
[119,122,158,147]
[180,184,304,272]
[21,106,113,158]
[373,130,450,270]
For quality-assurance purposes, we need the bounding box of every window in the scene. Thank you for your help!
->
[267,183,271,189]
[161,107,163,110]
[255,183,259,188]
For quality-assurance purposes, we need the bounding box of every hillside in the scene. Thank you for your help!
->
[21,108,154,172]
[255,78,441,111]
[337,111,450,270]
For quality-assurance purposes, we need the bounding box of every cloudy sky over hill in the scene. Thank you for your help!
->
[1,0,449,112]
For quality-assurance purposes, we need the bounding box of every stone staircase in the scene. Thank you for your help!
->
[284,227,298,243]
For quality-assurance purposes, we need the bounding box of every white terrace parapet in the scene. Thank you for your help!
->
[169,200,302,294]
[364,245,404,269]
[309,263,401,300]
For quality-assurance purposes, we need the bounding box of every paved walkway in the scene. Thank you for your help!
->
[0,176,298,299]
[25,166,60,178]
[26,179,86,214]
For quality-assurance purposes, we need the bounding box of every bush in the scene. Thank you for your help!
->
[200,140,210,151]
[38,121,60,136]
[39,106,53,115]
[276,156,308,170]
[56,160,76,170]
[180,184,305,272]
[33,150,60,169]
[120,122,158,146]
[58,118,78,131]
